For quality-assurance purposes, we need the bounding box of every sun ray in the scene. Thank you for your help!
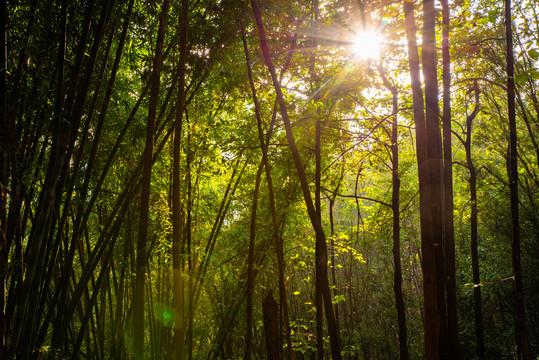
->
[350,31,382,60]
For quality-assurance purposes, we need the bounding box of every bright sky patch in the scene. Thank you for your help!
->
[350,31,382,60]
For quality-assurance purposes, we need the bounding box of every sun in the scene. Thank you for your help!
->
[350,31,382,60]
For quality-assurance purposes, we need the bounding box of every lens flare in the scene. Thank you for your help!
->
[351,31,382,60]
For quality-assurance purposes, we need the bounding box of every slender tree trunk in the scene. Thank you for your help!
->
[468,128,485,360]
[315,119,325,360]
[0,0,7,355]
[186,116,194,360]
[58,1,128,354]
[241,28,295,360]
[309,0,326,356]
[328,167,344,341]
[48,101,176,357]
[192,158,245,307]
[14,2,68,355]
[505,1,532,358]
[134,1,170,357]
[440,0,460,356]
[391,97,409,360]
[461,83,485,359]
[379,63,409,360]
[72,210,126,359]
[47,2,114,353]
[250,1,341,358]
[172,0,188,359]
[245,160,264,360]
[242,31,261,360]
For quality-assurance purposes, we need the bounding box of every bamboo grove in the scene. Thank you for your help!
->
[1,0,539,359]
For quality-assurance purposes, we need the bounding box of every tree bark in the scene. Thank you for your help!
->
[172,0,189,359]
[505,1,532,358]
[245,159,263,360]
[310,1,325,357]
[403,1,439,358]
[134,1,169,357]
[263,292,281,360]
[403,0,446,357]
[455,82,485,360]
[249,1,342,358]
[440,0,460,356]
[0,0,7,356]
[13,1,69,354]
[379,63,409,360]
[422,0,447,356]
[241,28,294,360]
[47,3,114,354]
[186,115,194,360]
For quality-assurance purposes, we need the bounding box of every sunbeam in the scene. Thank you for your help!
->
[350,31,382,60]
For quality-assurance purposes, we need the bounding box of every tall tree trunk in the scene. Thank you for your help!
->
[328,167,344,343]
[440,0,460,356]
[172,0,188,359]
[0,0,7,356]
[422,0,447,356]
[245,159,264,360]
[43,2,114,354]
[242,30,262,360]
[505,1,532,358]
[35,3,130,351]
[186,115,194,360]
[379,63,409,360]
[134,1,170,357]
[241,28,294,360]
[454,81,484,359]
[13,2,68,355]
[465,84,485,360]
[402,1,439,358]
[403,0,446,356]
[249,1,342,358]
[390,93,409,360]
[309,0,325,357]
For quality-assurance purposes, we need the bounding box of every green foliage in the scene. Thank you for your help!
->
[3,0,539,358]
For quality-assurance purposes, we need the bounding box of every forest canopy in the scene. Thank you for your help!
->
[1,0,538,359]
